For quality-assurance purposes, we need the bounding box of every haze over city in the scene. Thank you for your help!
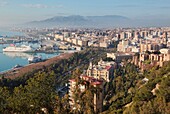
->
[1,0,170,114]
[1,0,170,27]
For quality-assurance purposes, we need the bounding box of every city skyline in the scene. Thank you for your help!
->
[0,0,170,27]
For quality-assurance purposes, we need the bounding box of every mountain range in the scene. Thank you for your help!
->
[23,15,170,28]
[25,15,131,28]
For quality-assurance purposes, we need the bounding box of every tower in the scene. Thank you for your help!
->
[162,32,168,45]
[92,81,103,113]
[87,61,93,76]
[89,61,93,69]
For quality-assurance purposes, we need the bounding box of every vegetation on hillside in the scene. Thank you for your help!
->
[0,48,106,113]
[102,62,170,114]
[0,47,170,113]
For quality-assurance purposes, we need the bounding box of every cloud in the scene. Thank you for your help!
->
[22,4,48,8]
[0,1,8,7]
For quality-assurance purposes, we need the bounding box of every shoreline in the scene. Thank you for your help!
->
[0,42,78,73]
[1,52,74,79]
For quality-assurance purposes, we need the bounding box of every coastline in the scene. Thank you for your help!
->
[1,52,74,79]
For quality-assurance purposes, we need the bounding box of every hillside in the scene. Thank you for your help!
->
[102,62,170,114]
[0,49,169,113]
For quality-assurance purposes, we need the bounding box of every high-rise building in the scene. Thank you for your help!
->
[117,40,130,52]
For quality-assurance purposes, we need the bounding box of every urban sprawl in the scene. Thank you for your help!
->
[3,27,170,113]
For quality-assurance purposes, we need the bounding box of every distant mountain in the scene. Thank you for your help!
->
[25,15,131,28]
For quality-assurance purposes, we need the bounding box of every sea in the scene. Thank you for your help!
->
[0,28,24,37]
[0,30,60,72]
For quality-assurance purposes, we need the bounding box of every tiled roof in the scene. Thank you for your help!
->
[91,81,103,85]
[105,66,112,70]
[69,79,76,82]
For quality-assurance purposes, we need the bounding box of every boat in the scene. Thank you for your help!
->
[3,44,34,52]
[3,52,33,59]
[13,64,23,69]
[28,56,42,63]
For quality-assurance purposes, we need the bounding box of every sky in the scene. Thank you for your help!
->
[0,0,170,27]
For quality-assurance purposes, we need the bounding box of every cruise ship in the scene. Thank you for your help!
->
[3,52,33,59]
[3,44,34,52]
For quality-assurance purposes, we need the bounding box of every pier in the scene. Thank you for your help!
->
[0,37,42,44]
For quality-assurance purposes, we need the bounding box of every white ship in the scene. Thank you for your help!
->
[13,64,23,69]
[3,52,33,59]
[3,44,34,52]
[28,56,42,63]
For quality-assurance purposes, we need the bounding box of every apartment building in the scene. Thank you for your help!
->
[77,39,88,47]
[99,42,109,48]
[117,40,130,52]
[54,34,64,41]
[107,53,133,63]
[140,43,161,52]
[139,48,170,68]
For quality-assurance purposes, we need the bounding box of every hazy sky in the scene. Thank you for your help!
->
[0,0,170,27]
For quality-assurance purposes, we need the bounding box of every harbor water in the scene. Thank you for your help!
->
[0,30,60,72]
[0,44,60,72]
